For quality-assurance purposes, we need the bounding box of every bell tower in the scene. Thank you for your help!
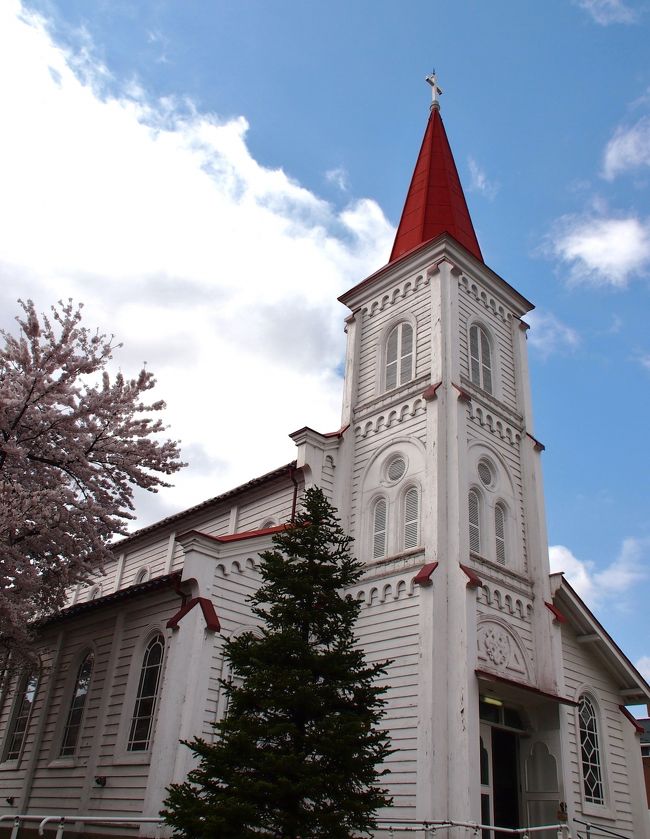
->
[333,75,564,828]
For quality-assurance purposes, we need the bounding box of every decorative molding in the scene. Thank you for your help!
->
[478,582,532,622]
[354,576,417,607]
[361,273,430,317]
[468,402,522,447]
[459,274,510,323]
[215,556,257,577]
[354,397,426,439]
[477,618,532,682]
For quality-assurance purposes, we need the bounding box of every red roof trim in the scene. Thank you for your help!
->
[325,424,350,438]
[390,109,482,264]
[453,383,472,402]
[114,461,298,550]
[526,432,546,453]
[178,524,287,544]
[460,564,482,589]
[422,382,442,401]
[619,705,645,734]
[413,562,439,586]
[167,596,221,632]
[545,601,567,624]
[476,669,578,706]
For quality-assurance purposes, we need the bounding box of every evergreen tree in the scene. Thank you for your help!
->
[163,486,392,838]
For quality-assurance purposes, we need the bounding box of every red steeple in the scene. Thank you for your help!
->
[389,104,483,263]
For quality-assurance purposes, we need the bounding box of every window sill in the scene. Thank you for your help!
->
[47,757,79,769]
[0,759,20,771]
[109,752,152,766]
[580,801,615,821]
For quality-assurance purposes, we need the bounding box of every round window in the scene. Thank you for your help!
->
[385,455,407,484]
[477,459,494,489]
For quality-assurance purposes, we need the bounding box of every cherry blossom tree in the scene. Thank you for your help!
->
[0,299,184,658]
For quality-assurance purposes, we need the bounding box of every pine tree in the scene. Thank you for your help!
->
[163,486,392,838]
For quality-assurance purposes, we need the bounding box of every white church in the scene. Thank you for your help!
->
[1,78,649,838]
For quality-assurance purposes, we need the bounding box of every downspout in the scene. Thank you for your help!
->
[170,571,188,607]
[289,464,299,522]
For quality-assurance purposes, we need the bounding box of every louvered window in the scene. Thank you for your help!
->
[373,499,387,559]
[403,487,419,549]
[60,653,94,757]
[469,490,481,554]
[495,503,506,565]
[478,459,493,488]
[128,634,165,752]
[469,324,493,394]
[385,323,414,391]
[3,673,38,761]
[578,696,605,805]
[386,455,407,483]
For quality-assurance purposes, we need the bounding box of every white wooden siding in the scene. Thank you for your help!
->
[561,622,636,837]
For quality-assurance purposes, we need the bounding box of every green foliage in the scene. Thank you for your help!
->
[163,486,392,838]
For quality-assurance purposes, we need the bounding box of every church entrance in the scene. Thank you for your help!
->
[479,698,524,838]
[479,695,562,839]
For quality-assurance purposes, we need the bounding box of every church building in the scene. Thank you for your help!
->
[1,77,649,838]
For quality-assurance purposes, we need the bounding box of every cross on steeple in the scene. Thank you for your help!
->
[425,71,443,111]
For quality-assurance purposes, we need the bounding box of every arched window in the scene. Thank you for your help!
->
[469,324,493,394]
[578,695,605,805]
[372,498,388,559]
[127,634,165,752]
[134,567,149,585]
[403,487,419,549]
[469,489,481,554]
[385,322,414,391]
[3,672,38,762]
[495,503,507,565]
[60,652,94,756]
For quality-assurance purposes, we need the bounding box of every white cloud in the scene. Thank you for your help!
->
[325,166,349,192]
[603,116,650,179]
[575,0,638,25]
[550,538,649,608]
[525,311,580,359]
[638,353,650,372]
[0,0,394,524]
[636,656,650,682]
[549,214,650,287]
[467,156,499,200]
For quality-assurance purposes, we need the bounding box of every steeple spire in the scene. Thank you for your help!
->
[389,75,483,264]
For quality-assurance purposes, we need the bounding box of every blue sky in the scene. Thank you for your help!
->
[1,0,649,694]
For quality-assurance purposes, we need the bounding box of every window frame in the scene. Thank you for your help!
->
[575,691,612,817]
[494,501,508,566]
[115,627,169,764]
[383,320,416,393]
[468,322,495,395]
[468,486,483,557]
[58,650,95,759]
[126,632,165,753]
[1,670,39,766]
[371,496,388,560]
[402,485,420,551]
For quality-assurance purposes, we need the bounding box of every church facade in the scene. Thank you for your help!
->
[1,82,649,838]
